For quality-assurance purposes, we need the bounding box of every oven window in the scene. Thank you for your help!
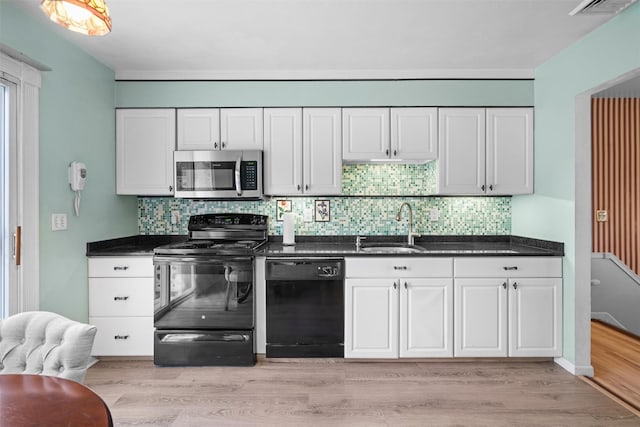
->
[176,161,235,191]
[155,259,254,329]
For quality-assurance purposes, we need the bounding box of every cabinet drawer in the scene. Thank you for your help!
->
[89,278,154,316]
[454,257,562,278]
[88,256,153,278]
[90,317,154,356]
[346,257,453,278]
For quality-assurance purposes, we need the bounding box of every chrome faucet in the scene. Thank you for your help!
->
[396,202,420,245]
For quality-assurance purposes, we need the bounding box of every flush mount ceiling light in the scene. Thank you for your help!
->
[40,0,112,36]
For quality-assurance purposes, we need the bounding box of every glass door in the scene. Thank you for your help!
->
[0,78,17,319]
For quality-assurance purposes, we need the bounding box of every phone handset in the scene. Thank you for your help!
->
[68,162,87,216]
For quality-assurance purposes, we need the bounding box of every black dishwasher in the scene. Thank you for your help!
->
[266,258,344,357]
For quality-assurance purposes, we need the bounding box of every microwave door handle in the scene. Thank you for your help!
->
[235,155,242,196]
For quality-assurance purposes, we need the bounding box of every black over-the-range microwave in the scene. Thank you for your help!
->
[173,150,263,199]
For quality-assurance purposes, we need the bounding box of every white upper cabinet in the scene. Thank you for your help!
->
[177,108,263,150]
[438,108,533,195]
[486,108,534,195]
[220,108,264,150]
[264,108,341,196]
[343,107,437,161]
[303,108,342,195]
[438,108,486,195]
[263,108,303,195]
[390,107,438,160]
[116,109,175,195]
[177,109,221,150]
[342,108,390,160]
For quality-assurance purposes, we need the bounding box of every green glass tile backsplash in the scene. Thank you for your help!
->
[138,164,511,236]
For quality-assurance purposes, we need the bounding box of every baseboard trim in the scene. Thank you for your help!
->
[555,357,594,376]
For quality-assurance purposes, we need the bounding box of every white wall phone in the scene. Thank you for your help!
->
[69,162,87,216]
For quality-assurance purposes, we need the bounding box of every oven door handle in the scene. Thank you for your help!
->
[235,154,242,196]
[154,255,253,264]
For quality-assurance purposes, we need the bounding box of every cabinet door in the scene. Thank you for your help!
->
[220,108,264,150]
[345,278,398,358]
[303,108,342,195]
[400,278,453,357]
[116,109,175,195]
[437,108,486,195]
[454,278,507,357]
[509,278,562,357]
[391,108,438,160]
[263,108,303,195]
[486,108,533,195]
[177,108,220,150]
[342,108,390,161]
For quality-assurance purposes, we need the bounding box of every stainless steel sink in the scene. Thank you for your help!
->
[359,243,424,254]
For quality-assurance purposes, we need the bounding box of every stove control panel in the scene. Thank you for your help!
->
[188,213,268,230]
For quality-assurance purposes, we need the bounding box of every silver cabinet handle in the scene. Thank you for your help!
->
[502,282,507,289]
[385,149,389,156]
[404,282,407,289]
[503,266,518,271]
[481,184,486,191]
[305,184,309,191]
[114,296,129,301]
[513,282,518,290]
[393,150,397,157]
[393,281,397,289]
[221,142,226,149]
[297,184,301,191]
[393,266,407,270]
[214,142,218,149]
[114,335,129,340]
[234,154,242,196]
[489,185,494,191]
[113,266,129,271]
[169,185,173,192]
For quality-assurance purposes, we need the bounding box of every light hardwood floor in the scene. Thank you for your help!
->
[591,320,640,410]
[84,359,638,426]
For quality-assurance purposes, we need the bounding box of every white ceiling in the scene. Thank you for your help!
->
[7,0,620,80]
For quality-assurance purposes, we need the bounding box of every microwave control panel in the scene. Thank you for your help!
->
[241,161,258,190]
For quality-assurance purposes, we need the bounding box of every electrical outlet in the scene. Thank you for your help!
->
[171,211,181,225]
[51,213,67,231]
[303,208,313,222]
[429,208,440,222]
[596,210,607,222]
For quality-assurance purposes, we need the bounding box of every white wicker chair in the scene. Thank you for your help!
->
[0,311,97,383]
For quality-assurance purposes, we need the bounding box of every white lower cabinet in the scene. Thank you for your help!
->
[88,256,155,356]
[454,257,563,357]
[345,258,453,358]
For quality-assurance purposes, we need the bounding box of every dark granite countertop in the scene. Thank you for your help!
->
[86,234,563,257]
[259,235,563,257]
[86,235,188,256]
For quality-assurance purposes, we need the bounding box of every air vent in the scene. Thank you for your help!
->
[569,0,638,15]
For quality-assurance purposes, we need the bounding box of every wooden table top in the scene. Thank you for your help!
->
[0,374,113,427]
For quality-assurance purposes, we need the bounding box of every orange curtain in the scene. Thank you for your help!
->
[592,98,640,275]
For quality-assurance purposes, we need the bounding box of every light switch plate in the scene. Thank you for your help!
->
[429,208,440,222]
[303,208,313,222]
[596,210,608,222]
[51,213,67,231]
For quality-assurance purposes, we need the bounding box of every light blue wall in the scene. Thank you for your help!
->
[512,3,640,364]
[116,79,533,108]
[0,3,138,322]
